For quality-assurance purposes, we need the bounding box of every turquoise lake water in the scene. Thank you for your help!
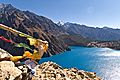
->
[39,46,120,80]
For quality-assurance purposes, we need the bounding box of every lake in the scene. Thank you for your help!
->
[39,46,120,80]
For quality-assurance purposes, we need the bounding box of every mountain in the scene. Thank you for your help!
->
[0,3,69,57]
[57,22,91,46]
[63,22,120,41]
[59,34,91,46]
[57,21,65,26]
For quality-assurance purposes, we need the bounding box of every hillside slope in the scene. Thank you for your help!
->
[63,22,120,41]
[0,4,68,57]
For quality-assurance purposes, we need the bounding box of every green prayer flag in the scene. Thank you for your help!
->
[15,43,32,51]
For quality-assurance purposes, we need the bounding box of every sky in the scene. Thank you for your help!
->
[0,0,120,28]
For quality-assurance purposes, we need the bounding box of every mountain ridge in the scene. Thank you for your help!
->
[0,3,69,57]
[1,3,120,56]
[62,22,120,41]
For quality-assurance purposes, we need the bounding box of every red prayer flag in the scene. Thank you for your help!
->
[0,36,13,43]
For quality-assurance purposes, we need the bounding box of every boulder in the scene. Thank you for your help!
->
[0,61,22,80]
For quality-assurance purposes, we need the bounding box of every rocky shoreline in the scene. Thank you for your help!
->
[0,48,101,80]
[87,41,120,50]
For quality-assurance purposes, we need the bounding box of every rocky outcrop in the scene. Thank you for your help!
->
[0,61,22,80]
[32,61,101,80]
[0,61,101,80]
[0,61,33,80]
[0,48,33,80]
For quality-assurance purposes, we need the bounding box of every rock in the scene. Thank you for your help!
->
[0,48,12,58]
[32,61,101,80]
[0,60,32,80]
[17,64,33,80]
[0,61,22,80]
[0,60,101,80]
